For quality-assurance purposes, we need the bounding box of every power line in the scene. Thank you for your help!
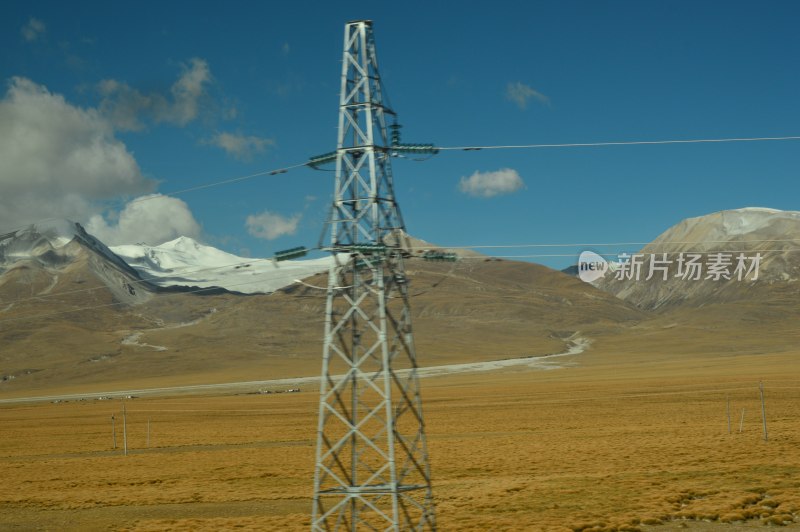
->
[2,132,799,314]
[3,134,798,237]
[100,135,800,212]
[0,162,309,236]
[4,231,796,305]
[404,238,800,250]
[2,239,797,308]
[4,244,795,324]
[454,250,796,259]
[434,135,800,152]
[129,162,310,203]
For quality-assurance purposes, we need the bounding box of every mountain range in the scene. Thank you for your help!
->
[0,208,798,396]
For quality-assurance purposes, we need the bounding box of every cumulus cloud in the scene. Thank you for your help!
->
[206,131,273,161]
[505,81,550,110]
[86,194,201,246]
[170,58,211,125]
[0,77,154,230]
[98,58,212,131]
[458,168,525,198]
[21,18,46,42]
[246,211,301,240]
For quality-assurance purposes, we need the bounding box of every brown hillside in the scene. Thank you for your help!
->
[0,256,644,396]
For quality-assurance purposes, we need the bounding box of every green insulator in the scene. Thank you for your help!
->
[274,246,308,261]
[352,243,387,255]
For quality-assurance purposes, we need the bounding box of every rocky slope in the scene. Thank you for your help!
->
[596,208,800,309]
[0,219,154,306]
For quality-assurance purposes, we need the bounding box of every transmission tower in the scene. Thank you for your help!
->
[311,20,436,531]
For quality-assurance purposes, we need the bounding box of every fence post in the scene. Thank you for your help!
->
[123,402,128,456]
[726,395,731,435]
[759,382,768,442]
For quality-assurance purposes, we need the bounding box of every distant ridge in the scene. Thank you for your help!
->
[0,219,153,306]
[596,207,800,309]
[0,219,140,278]
[562,265,579,276]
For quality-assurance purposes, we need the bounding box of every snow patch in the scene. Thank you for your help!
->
[719,207,800,236]
[671,208,800,238]
[737,207,786,214]
[112,237,335,294]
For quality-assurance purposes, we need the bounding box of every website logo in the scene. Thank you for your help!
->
[576,251,762,283]
[577,251,611,282]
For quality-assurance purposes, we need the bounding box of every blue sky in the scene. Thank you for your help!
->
[2,1,799,269]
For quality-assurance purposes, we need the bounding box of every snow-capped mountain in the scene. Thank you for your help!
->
[111,237,334,294]
[0,218,137,276]
[596,207,800,309]
[0,219,152,305]
[0,219,334,299]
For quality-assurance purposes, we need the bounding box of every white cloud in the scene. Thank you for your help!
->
[21,18,46,42]
[0,77,154,230]
[98,58,212,131]
[458,168,525,198]
[206,131,273,161]
[169,58,211,125]
[97,79,152,131]
[86,194,201,246]
[505,81,550,110]
[246,211,301,240]
[0,78,209,246]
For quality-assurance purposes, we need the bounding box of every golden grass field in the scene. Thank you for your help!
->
[1,342,799,531]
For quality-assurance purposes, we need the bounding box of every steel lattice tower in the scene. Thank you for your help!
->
[311,20,436,531]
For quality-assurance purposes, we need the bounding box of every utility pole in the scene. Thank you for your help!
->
[759,381,768,442]
[122,402,128,456]
[311,20,436,531]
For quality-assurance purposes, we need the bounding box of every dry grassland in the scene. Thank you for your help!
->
[1,349,799,531]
